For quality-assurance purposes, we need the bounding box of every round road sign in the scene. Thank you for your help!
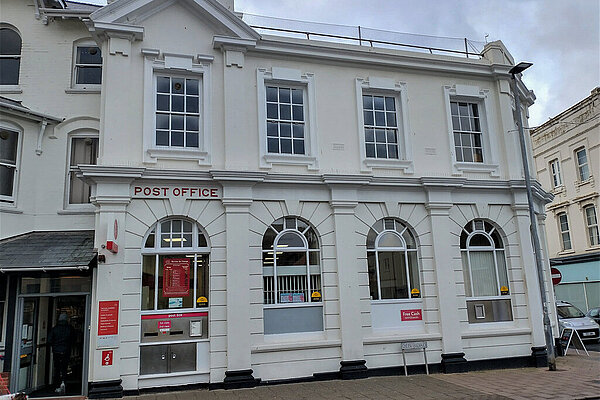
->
[551,267,562,285]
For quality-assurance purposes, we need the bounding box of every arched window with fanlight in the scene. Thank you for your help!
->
[141,218,209,311]
[367,218,420,300]
[0,27,21,85]
[460,219,512,323]
[262,216,323,334]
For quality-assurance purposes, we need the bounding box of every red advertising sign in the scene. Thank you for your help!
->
[98,301,119,336]
[162,258,191,297]
[401,309,423,321]
[551,267,562,285]
[101,350,113,366]
[141,312,207,320]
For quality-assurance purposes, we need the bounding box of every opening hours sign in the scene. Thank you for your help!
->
[163,258,191,297]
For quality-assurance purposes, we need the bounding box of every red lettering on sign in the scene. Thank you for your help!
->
[134,187,142,195]
[98,301,119,336]
[141,312,207,320]
[101,350,113,366]
[211,189,217,197]
[162,258,190,297]
[401,309,422,321]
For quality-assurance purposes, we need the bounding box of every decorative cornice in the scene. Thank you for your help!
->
[213,35,257,51]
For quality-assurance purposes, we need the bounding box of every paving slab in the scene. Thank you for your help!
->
[126,352,600,400]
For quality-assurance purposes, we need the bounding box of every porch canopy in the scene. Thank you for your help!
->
[0,230,96,272]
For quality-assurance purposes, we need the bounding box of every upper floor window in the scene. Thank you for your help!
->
[262,216,323,334]
[451,101,483,163]
[366,218,420,300]
[584,205,599,247]
[0,27,21,85]
[155,76,200,148]
[68,136,98,204]
[549,158,563,188]
[363,94,399,159]
[558,212,572,251]
[575,147,590,181]
[73,43,102,87]
[142,219,209,311]
[266,86,305,155]
[0,127,19,202]
[460,220,509,298]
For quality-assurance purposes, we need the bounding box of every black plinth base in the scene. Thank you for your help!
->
[531,346,548,367]
[88,379,123,399]
[223,369,260,389]
[339,360,368,380]
[440,352,467,373]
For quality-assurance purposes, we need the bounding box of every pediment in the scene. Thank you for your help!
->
[90,0,259,41]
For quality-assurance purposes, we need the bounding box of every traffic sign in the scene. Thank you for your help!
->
[551,267,562,285]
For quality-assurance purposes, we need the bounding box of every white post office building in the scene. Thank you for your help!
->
[0,0,559,397]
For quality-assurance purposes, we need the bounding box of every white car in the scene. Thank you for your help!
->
[556,301,600,342]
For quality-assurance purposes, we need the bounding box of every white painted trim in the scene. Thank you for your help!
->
[443,84,500,177]
[70,38,102,91]
[63,130,99,211]
[355,77,414,173]
[142,52,212,165]
[256,68,319,170]
[0,120,23,204]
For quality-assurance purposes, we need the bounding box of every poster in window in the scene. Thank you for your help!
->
[162,258,190,297]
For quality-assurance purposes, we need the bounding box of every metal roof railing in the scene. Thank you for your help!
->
[242,13,485,59]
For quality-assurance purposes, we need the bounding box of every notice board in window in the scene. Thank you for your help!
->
[163,258,190,297]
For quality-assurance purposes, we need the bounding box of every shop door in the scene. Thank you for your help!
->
[17,298,38,392]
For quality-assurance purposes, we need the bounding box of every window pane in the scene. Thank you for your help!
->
[186,132,199,148]
[280,123,291,137]
[293,124,304,138]
[385,97,395,111]
[373,96,384,110]
[291,88,303,104]
[0,129,19,164]
[157,95,169,111]
[292,105,303,121]
[293,139,305,155]
[186,97,198,113]
[304,228,319,249]
[172,78,184,94]
[378,232,403,248]
[77,46,101,64]
[0,59,20,85]
[267,122,278,137]
[470,234,491,247]
[277,232,304,248]
[76,66,102,85]
[141,255,156,310]
[186,116,199,132]
[496,251,508,292]
[367,252,378,300]
[469,251,497,296]
[156,114,169,130]
[364,111,374,126]
[365,143,375,158]
[156,131,169,146]
[195,254,209,305]
[171,115,184,130]
[461,252,472,297]
[157,255,195,310]
[407,251,420,295]
[363,95,373,110]
[279,88,290,103]
[172,95,184,112]
[0,165,15,197]
[186,79,199,95]
[266,86,278,102]
[375,111,386,126]
[378,251,407,299]
[267,138,279,153]
[267,103,278,119]
[157,77,170,93]
[279,104,291,120]
[171,131,184,147]
[281,138,292,154]
[276,251,306,266]
[0,29,22,55]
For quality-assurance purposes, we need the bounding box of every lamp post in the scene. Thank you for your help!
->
[509,62,556,371]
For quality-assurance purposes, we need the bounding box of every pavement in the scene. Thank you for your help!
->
[127,352,600,400]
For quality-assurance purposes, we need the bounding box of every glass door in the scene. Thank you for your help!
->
[17,298,38,392]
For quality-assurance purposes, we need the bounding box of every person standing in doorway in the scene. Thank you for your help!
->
[48,313,73,395]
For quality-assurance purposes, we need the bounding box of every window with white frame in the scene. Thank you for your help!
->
[155,76,200,148]
[451,101,483,163]
[0,127,19,202]
[257,68,318,169]
[0,27,21,85]
[266,86,305,155]
[73,43,102,87]
[584,205,600,247]
[575,147,590,181]
[549,158,563,188]
[557,212,572,251]
[362,95,399,159]
[68,136,98,204]
[460,220,509,298]
[367,218,420,300]
[143,52,211,164]
[262,216,323,334]
[0,275,6,345]
[141,219,209,311]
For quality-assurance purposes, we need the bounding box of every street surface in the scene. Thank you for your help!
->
[128,351,600,400]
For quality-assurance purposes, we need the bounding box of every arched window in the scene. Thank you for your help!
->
[460,219,508,298]
[0,28,21,85]
[367,218,420,300]
[262,217,323,334]
[141,218,209,310]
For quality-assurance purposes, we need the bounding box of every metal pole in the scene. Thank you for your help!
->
[511,72,556,371]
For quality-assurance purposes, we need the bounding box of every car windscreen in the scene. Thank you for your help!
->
[557,305,585,319]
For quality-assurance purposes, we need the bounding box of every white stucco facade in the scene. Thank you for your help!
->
[0,0,559,397]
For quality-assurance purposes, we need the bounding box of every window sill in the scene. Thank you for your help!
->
[65,88,101,94]
[0,85,22,94]
[262,154,318,170]
[363,158,413,172]
[370,298,422,304]
[263,302,323,309]
[454,161,499,176]
[0,205,22,214]
[147,148,209,162]
[551,186,566,195]
[57,206,95,215]
[461,325,529,339]
[252,337,340,354]
[575,177,594,189]
[363,332,441,345]
[557,250,575,256]
[586,246,600,252]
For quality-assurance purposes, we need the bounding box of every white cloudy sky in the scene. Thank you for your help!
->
[77,0,599,127]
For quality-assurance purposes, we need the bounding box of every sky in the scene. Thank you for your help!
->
[77,0,599,127]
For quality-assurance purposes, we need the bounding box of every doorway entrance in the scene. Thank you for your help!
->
[12,274,91,397]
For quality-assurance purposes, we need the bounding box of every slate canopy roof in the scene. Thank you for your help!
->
[0,231,96,272]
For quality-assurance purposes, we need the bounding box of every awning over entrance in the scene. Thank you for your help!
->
[0,230,96,272]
